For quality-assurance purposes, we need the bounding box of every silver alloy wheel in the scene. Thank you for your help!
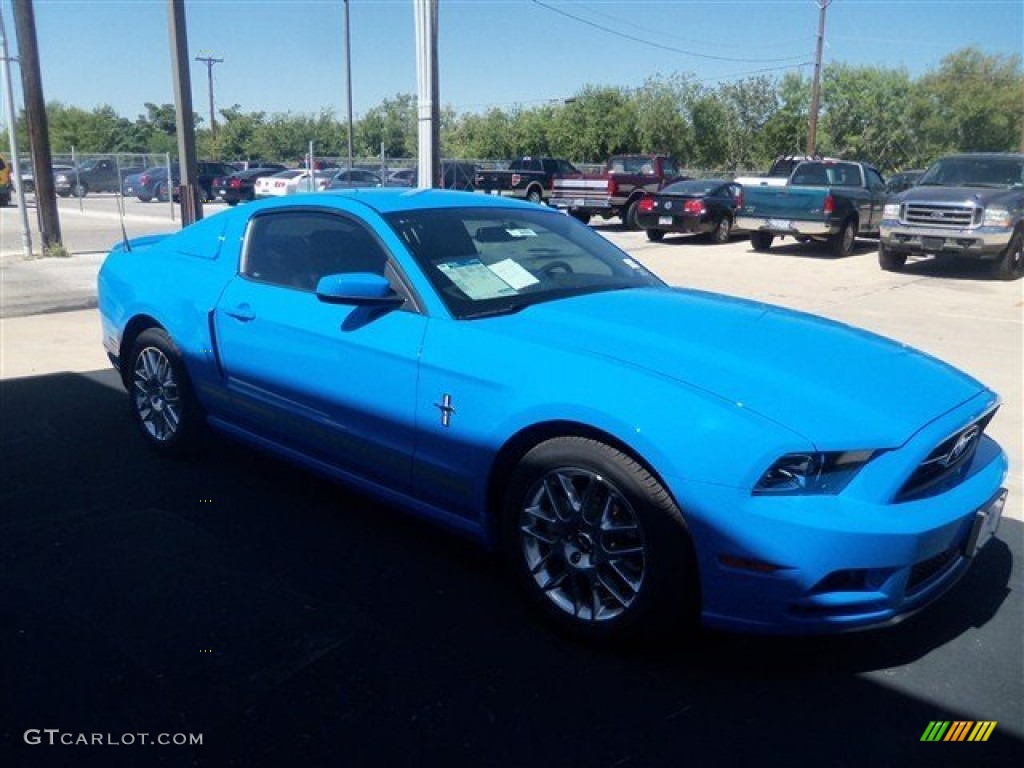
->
[132,346,182,442]
[520,467,646,622]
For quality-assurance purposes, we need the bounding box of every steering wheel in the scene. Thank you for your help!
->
[540,260,574,277]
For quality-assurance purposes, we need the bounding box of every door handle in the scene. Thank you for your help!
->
[225,303,255,322]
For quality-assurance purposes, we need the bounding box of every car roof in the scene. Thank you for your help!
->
[245,187,548,216]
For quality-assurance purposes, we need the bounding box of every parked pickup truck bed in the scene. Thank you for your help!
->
[475,156,578,204]
[550,154,686,229]
[878,153,1024,280]
[736,160,888,257]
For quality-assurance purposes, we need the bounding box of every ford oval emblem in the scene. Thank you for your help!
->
[930,211,946,219]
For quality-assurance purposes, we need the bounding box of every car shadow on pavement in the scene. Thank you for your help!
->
[744,238,879,260]
[1,370,1020,767]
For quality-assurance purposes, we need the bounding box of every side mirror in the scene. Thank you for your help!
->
[316,272,405,308]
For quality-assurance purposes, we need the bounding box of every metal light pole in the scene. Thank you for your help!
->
[414,0,439,189]
[343,0,354,174]
[0,2,32,258]
[168,0,201,223]
[806,0,830,156]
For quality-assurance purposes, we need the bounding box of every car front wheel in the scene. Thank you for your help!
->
[503,436,697,643]
[128,328,205,457]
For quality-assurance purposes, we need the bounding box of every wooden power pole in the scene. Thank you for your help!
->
[11,0,60,249]
[806,0,831,156]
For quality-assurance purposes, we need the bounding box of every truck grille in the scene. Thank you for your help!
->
[895,407,997,502]
[903,203,981,229]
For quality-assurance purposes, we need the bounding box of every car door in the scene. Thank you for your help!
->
[214,208,426,490]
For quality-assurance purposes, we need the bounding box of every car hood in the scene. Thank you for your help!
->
[900,185,1020,206]
[482,287,985,448]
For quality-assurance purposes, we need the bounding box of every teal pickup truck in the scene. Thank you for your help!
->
[736,160,888,257]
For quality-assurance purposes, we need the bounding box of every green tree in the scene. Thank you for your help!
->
[549,86,637,163]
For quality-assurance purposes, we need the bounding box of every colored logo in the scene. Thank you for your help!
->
[921,721,996,742]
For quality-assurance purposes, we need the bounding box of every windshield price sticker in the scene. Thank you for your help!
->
[437,258,518,300]
[506,228,537,238]
[489,258,540,290]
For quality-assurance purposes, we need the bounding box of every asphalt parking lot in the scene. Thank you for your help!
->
[1,195,1021,766]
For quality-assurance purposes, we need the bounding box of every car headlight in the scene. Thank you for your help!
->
[982,207,1011,227]
[882,203,901,219]
[55,173,68,183]
[753,450,875,495]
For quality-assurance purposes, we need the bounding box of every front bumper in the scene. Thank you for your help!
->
[879,220,1011,259]
[671,395,1009,634]
[735,215,835,236]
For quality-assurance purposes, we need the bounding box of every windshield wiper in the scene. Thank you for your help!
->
[461,301,532,320]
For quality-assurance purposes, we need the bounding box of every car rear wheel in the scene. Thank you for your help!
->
[711,215,732,244]
[992,230,1023,281]
[646,229,665,242]
[526,186,543,205]
[750,231,774,252]
[570,210,591,225]
[127,328,205,457]
[829,219,857,258]
[503,436,697,643]
[156,183,168,203]
[878,243,907,272]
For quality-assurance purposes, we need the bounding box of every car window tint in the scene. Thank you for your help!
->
[661,158,679,176]
[243,211,388,291]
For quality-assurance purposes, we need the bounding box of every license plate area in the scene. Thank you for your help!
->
[658,216,673,226]
[964,488,1007,557]
[767,218,792,230]
[922,236,945,251]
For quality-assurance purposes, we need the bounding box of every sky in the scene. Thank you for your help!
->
[0,0,1021,127]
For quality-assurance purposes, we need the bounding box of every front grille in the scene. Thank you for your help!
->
[895,407,997,502]
[906,547,960,595]
[904,203,980,229]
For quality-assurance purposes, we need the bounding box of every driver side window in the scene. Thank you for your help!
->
[243,211,389,291]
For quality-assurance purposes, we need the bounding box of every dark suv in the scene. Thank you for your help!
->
[122,161,236,202]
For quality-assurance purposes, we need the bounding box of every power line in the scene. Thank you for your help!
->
[531,0,809,64]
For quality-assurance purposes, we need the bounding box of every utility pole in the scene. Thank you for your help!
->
[194,52,222,157]
[806,0,830,156]
[168,0,201,223]
[0,2,32,258]
[11,0,60,249]
[343,0,354,174]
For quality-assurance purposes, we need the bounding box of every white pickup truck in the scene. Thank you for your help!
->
[734,155,838,188]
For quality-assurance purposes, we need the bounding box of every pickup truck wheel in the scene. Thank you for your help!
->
[156,183,169,203]
[624,200,643,230]
[711,216,732,244]
[878,244,907,272]
[829,219,857,258]
[992,230,1024,281]
[73,182,88,198]
[646,229,665,242]
[570,211,591,225]
[750,232,774,252]
[526,186,543,205]
[138,195,153,203]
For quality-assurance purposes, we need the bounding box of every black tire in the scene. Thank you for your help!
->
[878,243,907,272]
[73,182,88,198]
[750,231,774,252]
[126,328,206,458]
[624,200,641,230]
[0,193,9,208]
[710,215,732,244]
[570,210,591,225]
[991,230,1024,281]
[525,186,543,205]
[156,183,169,203]
[829,219,857,258]
[502,436,698,643]
[138,195,152,203]
[227,199,239,207]
[646,229,665,242]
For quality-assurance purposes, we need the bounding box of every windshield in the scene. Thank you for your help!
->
[918,157,1024,188]
[385,207,663,319]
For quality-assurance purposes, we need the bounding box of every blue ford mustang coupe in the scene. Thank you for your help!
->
[98,189,1007,641]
